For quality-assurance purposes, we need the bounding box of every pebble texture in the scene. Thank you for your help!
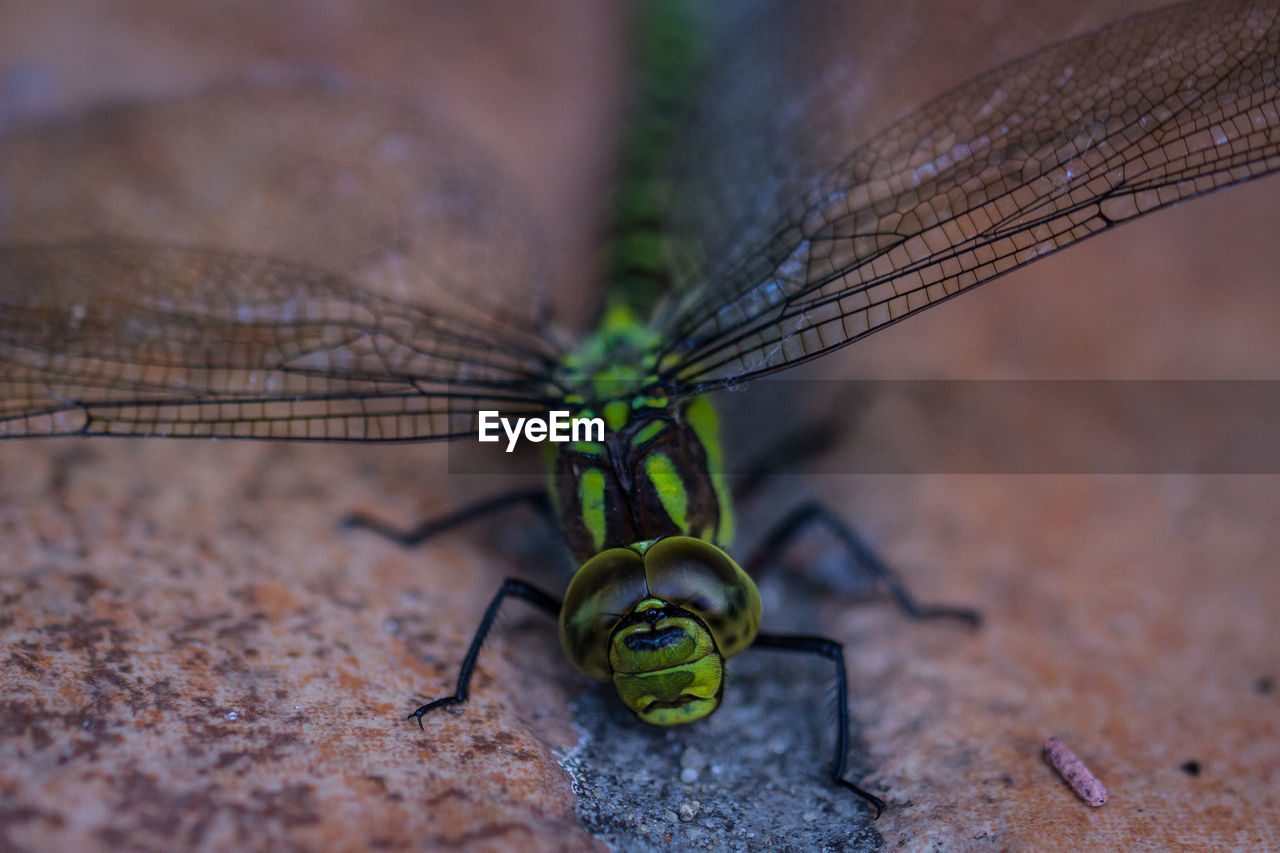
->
[2,2,1279,851]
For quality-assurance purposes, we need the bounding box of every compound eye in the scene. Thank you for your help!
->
[559,548,649,680]
[643,537,761,658]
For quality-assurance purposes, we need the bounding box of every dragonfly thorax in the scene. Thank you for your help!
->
[546,394,733,562]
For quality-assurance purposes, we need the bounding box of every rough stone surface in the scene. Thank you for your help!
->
[1,441,598,852]
[2,2,1279,852]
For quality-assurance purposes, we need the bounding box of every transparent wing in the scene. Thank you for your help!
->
[0,88,560,440]
[654,0,1280,391]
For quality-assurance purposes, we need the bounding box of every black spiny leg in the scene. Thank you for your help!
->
[343,488,556,547]
[746,502,981,626]
[750,632,886,818]
[345,493,562,723]
[408,578,561,726]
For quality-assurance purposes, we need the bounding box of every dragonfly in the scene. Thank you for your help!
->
[1,0,1278,817]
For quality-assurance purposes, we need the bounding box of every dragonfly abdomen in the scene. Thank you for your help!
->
[604,0,708,319]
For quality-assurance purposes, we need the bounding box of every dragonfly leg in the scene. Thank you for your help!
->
[745,502,981,626]
[342,488,555,547]
[408,578,561,726]
[749,632,886,818]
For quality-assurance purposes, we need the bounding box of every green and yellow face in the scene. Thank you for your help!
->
[557,535,761,725]
[609,597,724,725]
